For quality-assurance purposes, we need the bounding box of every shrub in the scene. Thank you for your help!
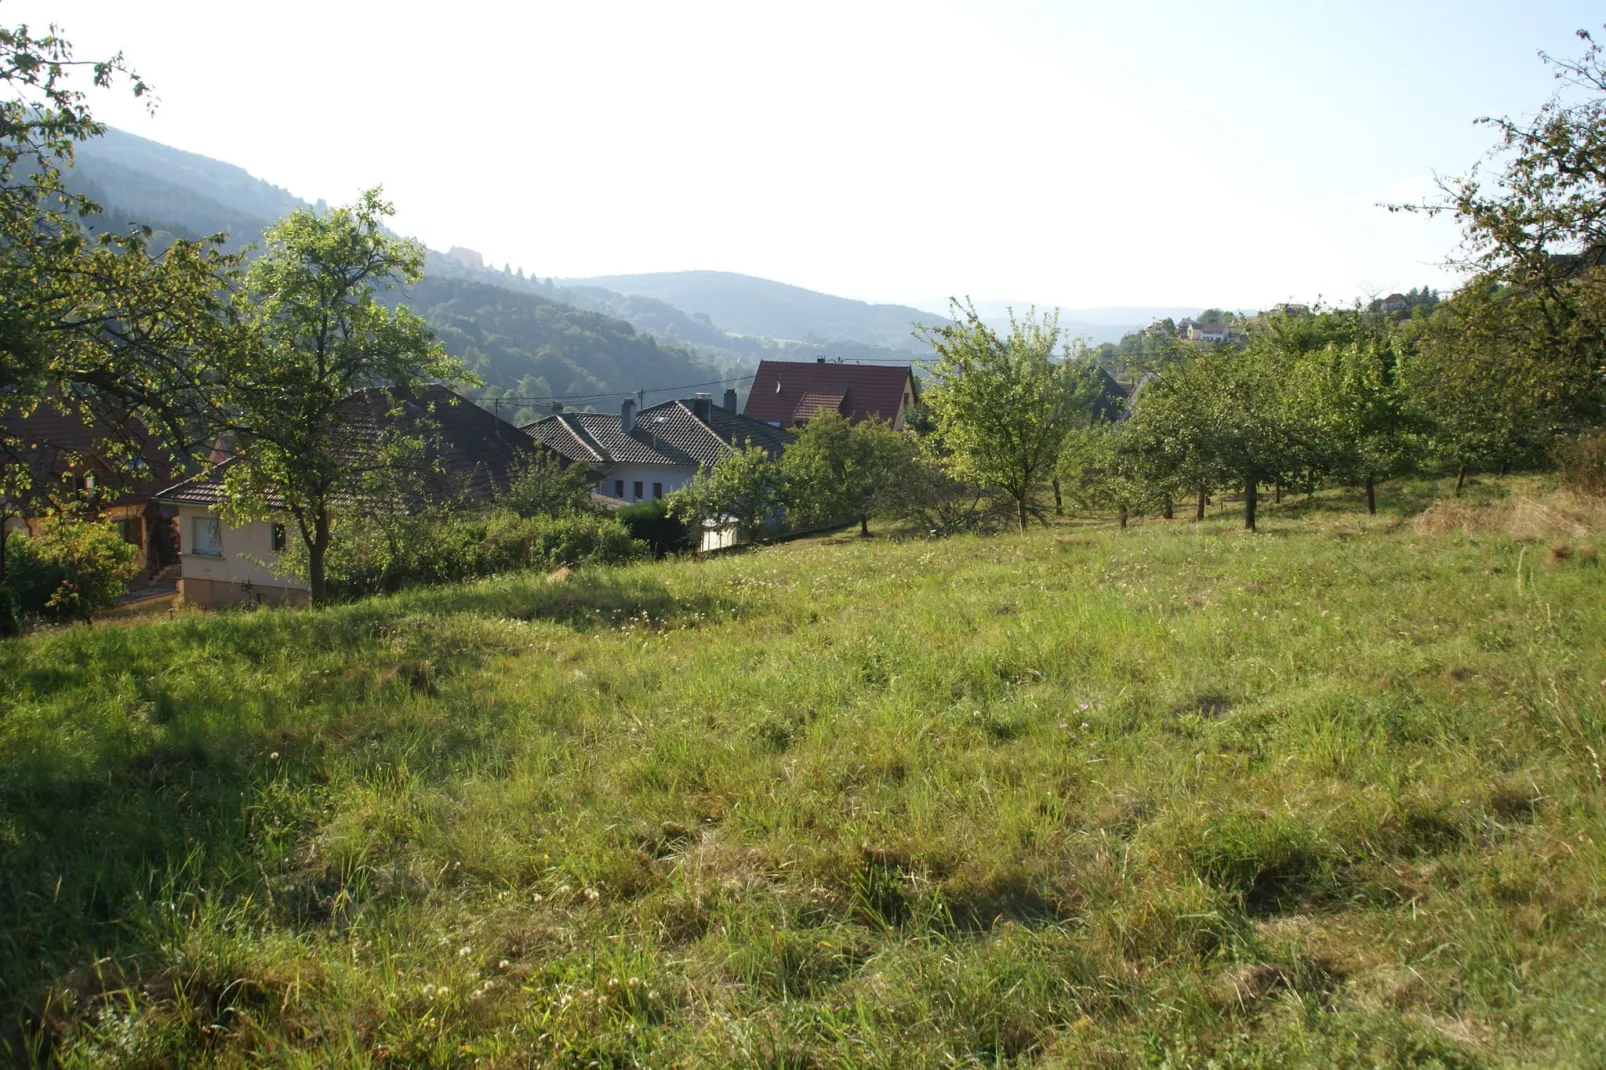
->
[320,508,648,599]
[616,499,693,556]
[2,513,139,623]
[0,585,18,637]
[1553,430,1606,496]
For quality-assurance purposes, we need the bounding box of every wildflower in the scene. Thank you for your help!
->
[499,959,511,970]
[459,946,472,958]
[269,751,280,761]
[1077,703,1090,712]
[584,887,600,901]
[532,892,544,903]
[1080,722,1090,730]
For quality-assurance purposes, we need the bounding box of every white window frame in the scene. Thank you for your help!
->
[191,515,223,557]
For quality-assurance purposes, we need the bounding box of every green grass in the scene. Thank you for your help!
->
[2,477,1604,1066]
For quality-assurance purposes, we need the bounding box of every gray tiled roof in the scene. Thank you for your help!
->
[522,400,792,470]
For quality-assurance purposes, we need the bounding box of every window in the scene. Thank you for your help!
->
[633,481,644,501]
[653,482,663,500]
[271,522,287,553]
[192,516,222,557]
[614,479,625,498]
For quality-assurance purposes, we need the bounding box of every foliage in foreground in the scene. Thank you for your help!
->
[1,477,1603,1065]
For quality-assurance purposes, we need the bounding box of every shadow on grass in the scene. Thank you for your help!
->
[0,568,733,1061]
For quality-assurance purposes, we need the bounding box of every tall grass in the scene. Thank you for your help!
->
[1,476,1603,1066]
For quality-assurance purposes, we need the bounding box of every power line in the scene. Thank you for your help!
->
[480,372,758,406]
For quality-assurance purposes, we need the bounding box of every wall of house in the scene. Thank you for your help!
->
[176,505,307,608]
[597,464,698,504]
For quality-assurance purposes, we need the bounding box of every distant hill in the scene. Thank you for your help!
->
[62,128,928,398]
[60,128,731,413]
[567,271,947,353]
[907,299,1211,348]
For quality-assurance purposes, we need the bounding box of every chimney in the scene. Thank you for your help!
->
[621,397,637,434]
[690,392,713,422]
[816,356,826,363]
[723,388,738,413]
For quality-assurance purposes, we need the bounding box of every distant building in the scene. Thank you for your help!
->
[447,247,485,270]
[1177,318,1232,343]
[1380,293,1409,313]
[742,359,919,429]
[524,390,792,507]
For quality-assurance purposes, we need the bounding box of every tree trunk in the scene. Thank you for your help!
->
[1196,490,1206,521]
[1162,497,1174,520]
[1273,478,1281,504]
[1016,495,1028,533]
[1244,478,1257,532]
[1365,473,1376,515]
[1454,465,1466,498]
[0,509,7,586]
[308,507,331,605]
[1119,503,1128,529]
[1052,478,1063,517]
[859,513,870,537]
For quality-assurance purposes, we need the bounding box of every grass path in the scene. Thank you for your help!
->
[2,480,1603,1066]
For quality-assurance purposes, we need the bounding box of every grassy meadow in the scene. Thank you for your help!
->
[2,476,1605,1067]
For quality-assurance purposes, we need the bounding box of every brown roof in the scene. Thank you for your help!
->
[0,402,175,511]
[743,360,917,428]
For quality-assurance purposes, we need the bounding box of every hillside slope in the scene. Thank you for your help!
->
[4,482,1603,1064]
[568,270,947,352]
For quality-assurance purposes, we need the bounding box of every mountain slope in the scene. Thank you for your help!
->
[567,270,946,353]
[58,128,731,410]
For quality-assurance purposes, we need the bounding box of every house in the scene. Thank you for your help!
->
[742,358,919,429]
[154,385,554,609]
[1187,323,1233,343]
[0,403,180,575]
[1380,293,1409,313]
[523,390,793,508]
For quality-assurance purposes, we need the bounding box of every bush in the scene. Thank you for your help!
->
[320,508,648,599]
[1554,430,1606,496]
[616,499,694,556]
[2,514,139,623]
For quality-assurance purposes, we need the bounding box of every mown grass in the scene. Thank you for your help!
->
[2,476,1604,1067]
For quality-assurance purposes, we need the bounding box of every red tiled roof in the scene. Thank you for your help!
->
[743,360,916,428]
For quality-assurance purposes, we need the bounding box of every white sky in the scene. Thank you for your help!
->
[9,0,1600,309]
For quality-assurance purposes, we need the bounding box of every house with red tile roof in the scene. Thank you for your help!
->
[742,359,919,430]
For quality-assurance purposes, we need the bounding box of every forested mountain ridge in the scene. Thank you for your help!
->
[392,277,733,426]
[566,270,947,353]
[61,128,732,410]
[68,126,923,376]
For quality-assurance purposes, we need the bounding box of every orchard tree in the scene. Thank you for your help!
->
[780,412,911,536]
[669,443,785,546]
[2,14,239,501]
[1395,26,1606,426]
[1398,286,1560,493]
[212,190,467,603]
[1057,423,1158,528]
[919,301,1107,531]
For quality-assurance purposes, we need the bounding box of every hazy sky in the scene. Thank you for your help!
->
[10,1,1601,309]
